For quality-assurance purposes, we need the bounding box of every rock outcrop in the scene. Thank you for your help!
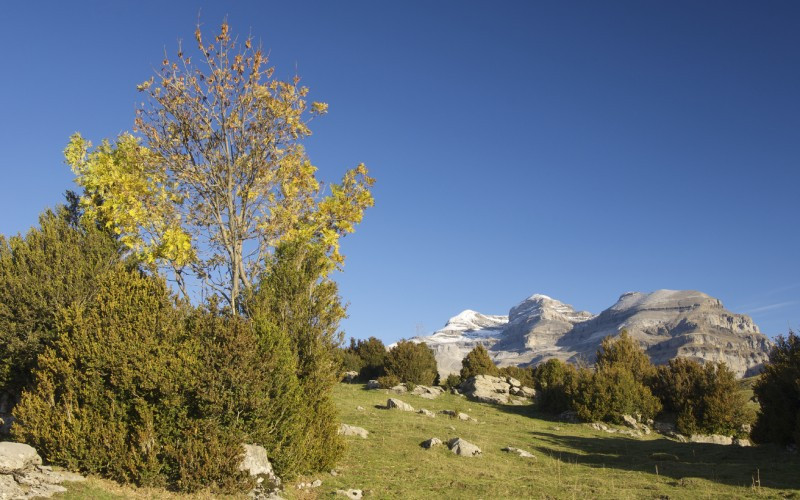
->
[411,290,771,378]
[0,441,85,499]
[459,375,535,405]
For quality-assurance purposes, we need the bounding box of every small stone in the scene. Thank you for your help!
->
[330,469,339,476]
[417,408,436,418]
[356,406,365,411]
[387,398,414,412]
[448,437,482,457]
[336,488,363,499]
[421,437,443,449]
[338,424,369,439]
[501,446,535,458]
[311,479,323,487]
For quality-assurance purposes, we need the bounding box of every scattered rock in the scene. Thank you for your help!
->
[621,414,638,429]
[459,375,512,404]
[734,438,752,447]
[689,434,733,445]
[0,441,86,500]
[587,422,642,438]
[448,437,482,457]
[330,469,340,477]
[417,408,436,418]
[439,409,456,417]
[336,488,363,499]
[509,386,536,398]
[506,377,521,388]
[342,371,359,383]
[366,380,380,389]
[239,444,282,498]
[338,424,369,439]
[501,446,535,458]
[356,406,365,411]
[387,398,414,412]
[421,437,443,449]
[0,442,41,474]
[410,385,445,399]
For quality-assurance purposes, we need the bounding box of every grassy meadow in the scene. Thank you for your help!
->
[56,381,800,499]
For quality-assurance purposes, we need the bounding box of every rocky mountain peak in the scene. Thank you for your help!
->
[410,289,771,378]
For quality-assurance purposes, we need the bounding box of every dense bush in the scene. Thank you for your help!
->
[12,239,347,492]
[351,337,388,380]
[595,330,656,382]
[572,365,662,423]
[531,359,580,414]
[376,374,401,389]
[247,240,346,474]
[336,342,365,374]
[442,373,462,391]
[651,358,749,437]
[0,205,122,408]
[384,341,438,386]
[12,266,252,492]
[460,344,499,380]
[753,331,800,446]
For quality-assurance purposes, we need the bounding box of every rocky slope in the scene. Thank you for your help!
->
[411,290,771,378]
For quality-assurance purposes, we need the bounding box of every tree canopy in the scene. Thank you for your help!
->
[66,21,374,311]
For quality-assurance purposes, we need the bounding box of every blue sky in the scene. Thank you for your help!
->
[0,1,798,341]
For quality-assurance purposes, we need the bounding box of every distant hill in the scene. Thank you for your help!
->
[409,290,772,378]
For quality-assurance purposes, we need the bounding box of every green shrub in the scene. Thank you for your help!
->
[12,266,251,492]
[498,365,535,388]
[336,346,366,375]
[377,374,401,389]
[651,358,749,437]
[572,365,662,424]
[595,330,656,382]
[460,344,499,380]
[352,337,388,380]
[248,240,346,475]
[442,373,462,391]
[0,206,121,407]
[753,331,800,445]
[384,341,438,386]
[531,359,580,414]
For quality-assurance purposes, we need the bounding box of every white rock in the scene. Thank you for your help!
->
[502,446,535,458]
[387,398,414,412]
[417,408,436,418]
[0,442,41,474]
[448,437,482,457]
[421,437,442,449]
[689,434,733,445]
[338,424,369,439]
[336,488,363,499]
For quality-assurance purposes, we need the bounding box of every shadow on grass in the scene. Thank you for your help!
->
[528,430,800,491]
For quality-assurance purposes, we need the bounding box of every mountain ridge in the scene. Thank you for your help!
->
[409,289,771,378]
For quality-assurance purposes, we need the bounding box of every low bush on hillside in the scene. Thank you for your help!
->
[441,373,462,391]
[0,205,122,409]
[384,341,438,386]
[460,344,499,380]
[752,331,800,446]
[12,239,346,492]
[531,359,580,413]
[651,358,750,437]
[342,337,388,380]
[572,365,662,423]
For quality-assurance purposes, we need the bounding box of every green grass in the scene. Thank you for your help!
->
[57,382,800,499]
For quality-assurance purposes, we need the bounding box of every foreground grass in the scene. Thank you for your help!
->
[57,382,800,499]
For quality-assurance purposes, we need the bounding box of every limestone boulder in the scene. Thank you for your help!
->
[460,375,512,404]
[420,437,442,449]
[502,446,535,458]
[387,398,414,412]
[338,424,369,439]
[689,434,734,445]
[448,437,482,457]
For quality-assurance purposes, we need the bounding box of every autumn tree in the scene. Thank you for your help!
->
[66,21,374,311]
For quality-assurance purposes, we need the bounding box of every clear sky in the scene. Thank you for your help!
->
[1,1,798,342]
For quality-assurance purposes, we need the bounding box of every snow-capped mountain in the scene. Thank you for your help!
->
[410,290,771,378]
